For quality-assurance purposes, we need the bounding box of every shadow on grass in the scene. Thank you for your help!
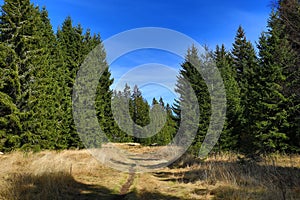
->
[3,172,181,200]
[120,190,181,200]
[153,160,300,200]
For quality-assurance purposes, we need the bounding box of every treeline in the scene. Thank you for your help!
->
[111,84,177,145]
[221,0,300,155]
[176,0,300,156]
[0,0,176,152]
[0,0,109,151]
[0,0,299,156]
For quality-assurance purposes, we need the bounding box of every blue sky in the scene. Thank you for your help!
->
[28,0,271,47]
[1,0,272,105]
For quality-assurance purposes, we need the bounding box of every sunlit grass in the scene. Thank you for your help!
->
[0,147,299,200]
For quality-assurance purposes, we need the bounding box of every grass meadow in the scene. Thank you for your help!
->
[0,146,300,200]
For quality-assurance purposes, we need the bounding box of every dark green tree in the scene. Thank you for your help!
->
[231,26,260,155]
[95,64,120,143]
[111,85,133,143]
[173,46,211,156]
[129,85,150,144]
[255,11,296,153]
[0,43,22,151]
[150,99,177,146]
[214,44,241,151]
[57,16,107,148]
[0,0,63,151]
[278,0,300,152]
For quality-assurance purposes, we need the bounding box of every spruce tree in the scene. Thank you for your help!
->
[278,0,300,152]
[0,0,61,151]
[129,85,150,144]
[173,46,210,156]
[57,17,107,148]
[256,11,296,153]
[164,103,177,143]
[278,0,300,54]
[111,84,134,142]
[150,99,177,145]
[231,26,260,155]
[0,43,22,151]
[214,44,241,151]
[57,17,83,148]
[95,63,119,142]
[32,7,69,150]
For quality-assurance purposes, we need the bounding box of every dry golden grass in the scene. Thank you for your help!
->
[112,142,164,154]
[166,152,300,200]
[0,148,299,200]
[0,150,127,200]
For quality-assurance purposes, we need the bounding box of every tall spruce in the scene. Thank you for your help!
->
[0,0,62,151]
[57,17,112,148]
[57,17,84,148]
[0,43,22,151]
[173,46,211,156]
[256,11,296,153]
[214,45,241,151]
[231,26,260,155]
[95,58,119,143]
[278,0,300,152]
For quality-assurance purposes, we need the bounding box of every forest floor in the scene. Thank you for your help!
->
[0,144,300,200]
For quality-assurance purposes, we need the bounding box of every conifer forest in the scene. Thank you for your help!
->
[0,0,299,158]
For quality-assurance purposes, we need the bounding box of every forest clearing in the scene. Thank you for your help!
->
[1,0,299,199]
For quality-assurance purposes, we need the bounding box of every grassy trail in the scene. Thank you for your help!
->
[120,167,136,195]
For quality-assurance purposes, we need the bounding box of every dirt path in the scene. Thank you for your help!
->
[119,167,136,195]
